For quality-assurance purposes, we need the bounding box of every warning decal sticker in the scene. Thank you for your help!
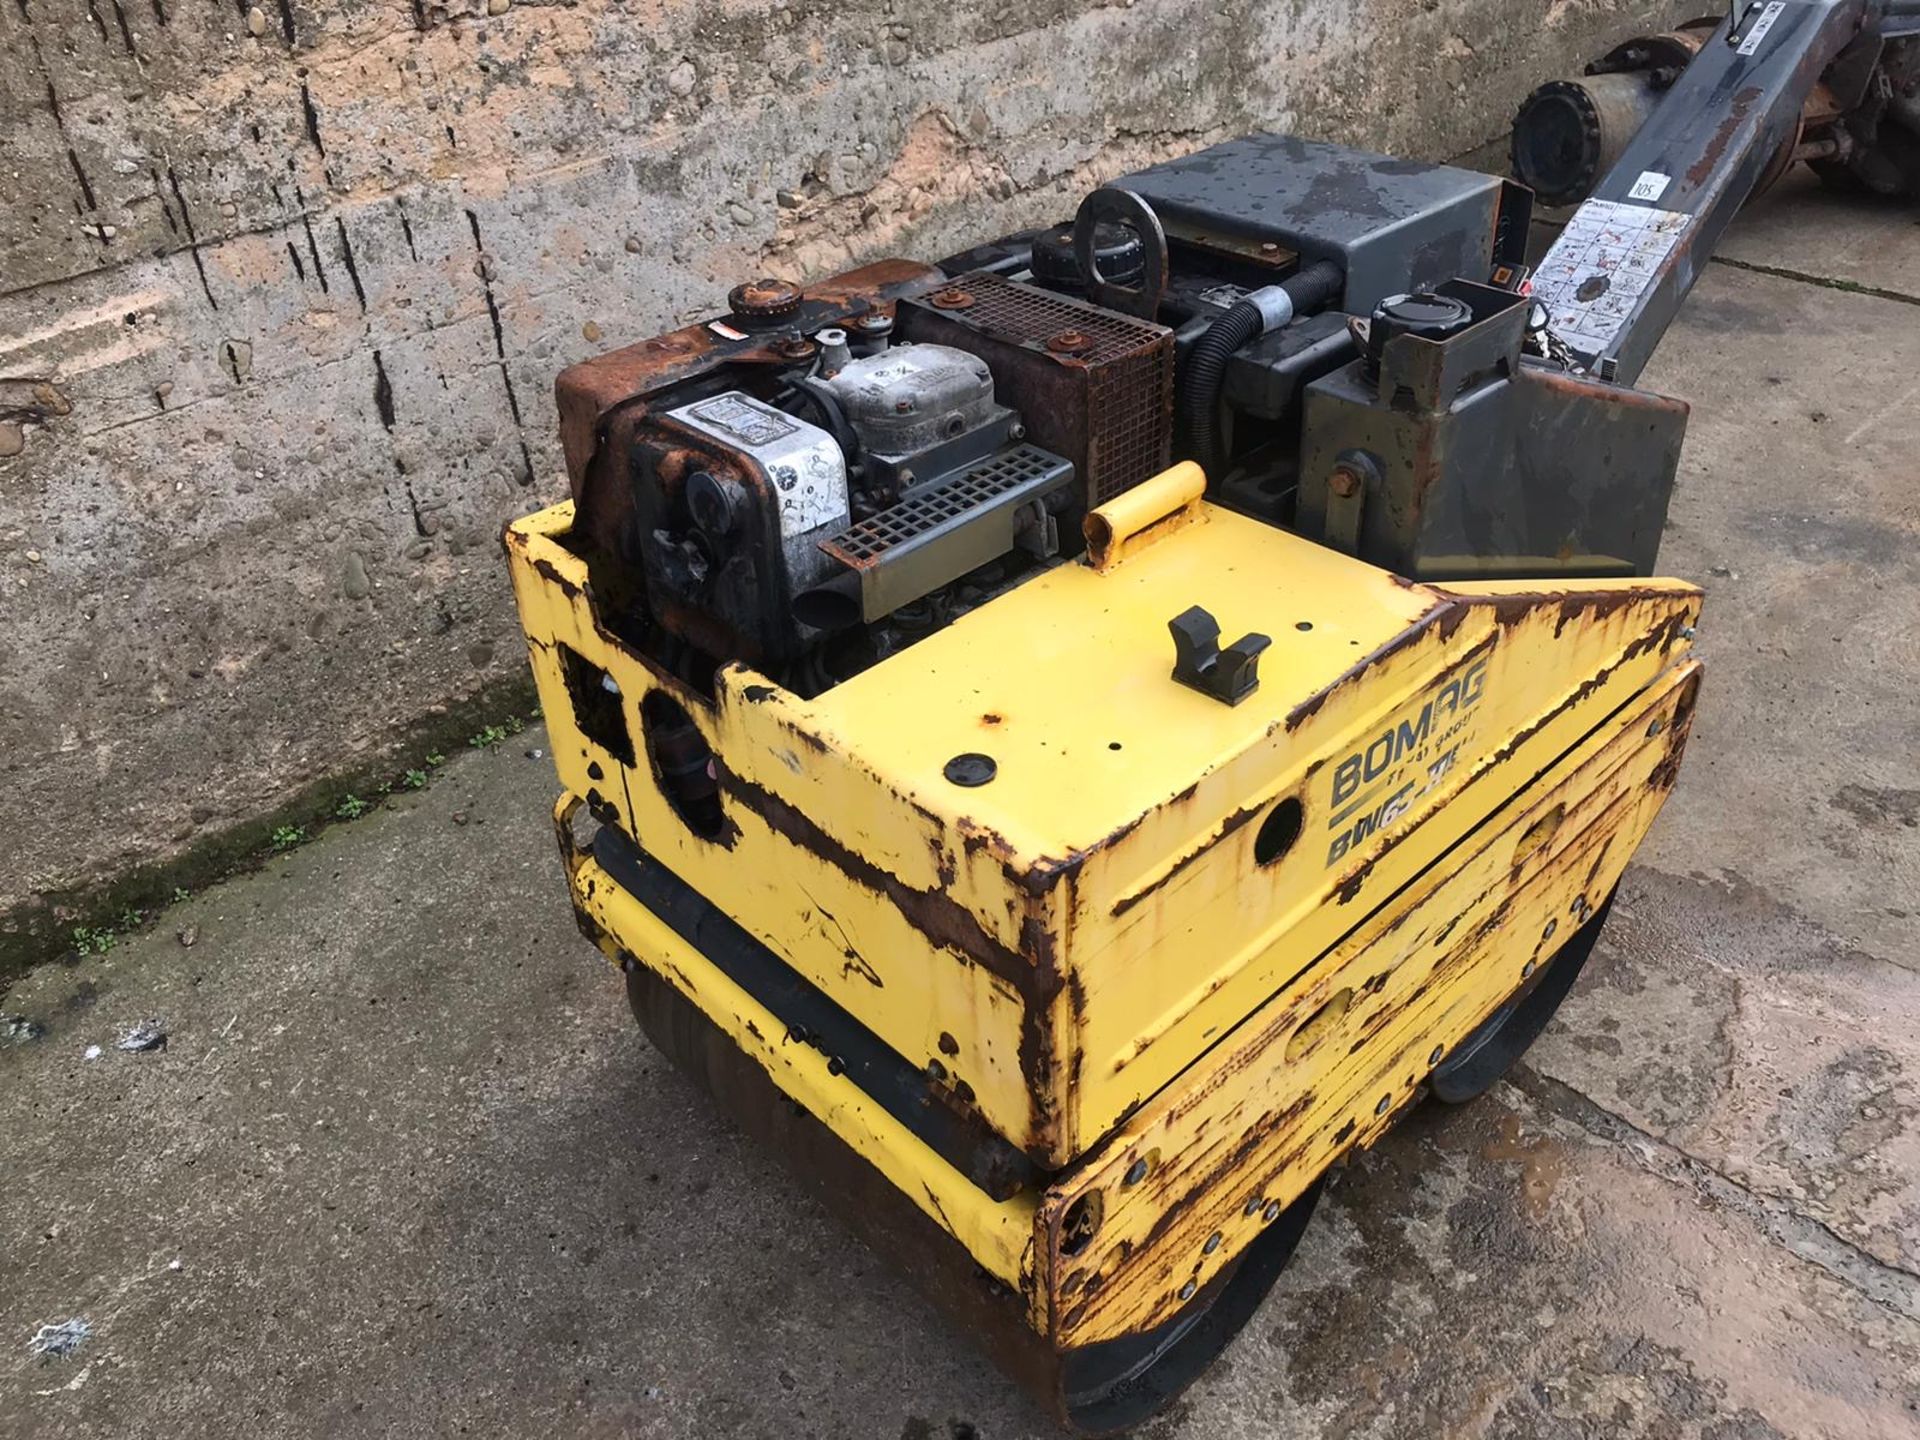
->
[1531,199,1689,361]
[1738,1,1787,56]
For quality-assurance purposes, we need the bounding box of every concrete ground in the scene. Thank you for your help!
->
[3,173,1918,1440]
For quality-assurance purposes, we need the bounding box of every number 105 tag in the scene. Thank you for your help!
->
[1628,171,1672,202]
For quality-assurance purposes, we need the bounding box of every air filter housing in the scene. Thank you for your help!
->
[897,273,1174,508]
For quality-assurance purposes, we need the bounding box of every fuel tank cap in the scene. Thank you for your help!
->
[1366,291,1474,375]
[727,277,804,328]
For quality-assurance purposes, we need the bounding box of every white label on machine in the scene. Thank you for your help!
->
[670,392,850,538]
[1737,1,1786,55]
[688,394,799,448]
[1627,170,1672,202]
[1530,199,1690,361]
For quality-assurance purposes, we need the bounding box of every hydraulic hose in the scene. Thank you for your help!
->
[1183,259,1344,480]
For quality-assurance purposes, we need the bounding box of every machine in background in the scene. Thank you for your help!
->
[502,2,1917,1431]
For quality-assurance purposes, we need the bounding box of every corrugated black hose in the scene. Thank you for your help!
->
[1183,260,1344,480]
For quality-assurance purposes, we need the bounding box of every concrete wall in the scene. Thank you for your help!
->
[0,0,1681,956]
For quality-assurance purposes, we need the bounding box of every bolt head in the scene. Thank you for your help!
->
[1329,465,1362,499]
[1523,959,1538,978]
[1178,1280,1197,1301]
[1262,1201,1281,1222]
[1375,1094,1391,1116]
[1123,1158,1149,1186]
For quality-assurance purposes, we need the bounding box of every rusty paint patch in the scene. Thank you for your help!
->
[1110,792,1273,918]
[1327,599,1693,907]
[1284,595,1462,733]
[715,762,1033,987]
[1688,86,1761,187]
[1050,687,1690,1345]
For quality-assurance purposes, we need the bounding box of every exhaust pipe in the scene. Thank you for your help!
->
[792,569,864,632]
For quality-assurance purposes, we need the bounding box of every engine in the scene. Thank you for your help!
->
[554,132,1686,696]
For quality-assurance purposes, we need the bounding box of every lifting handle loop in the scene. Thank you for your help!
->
[1084,461,1208,573]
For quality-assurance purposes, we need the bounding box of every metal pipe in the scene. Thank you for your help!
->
[1182,261,1343,480]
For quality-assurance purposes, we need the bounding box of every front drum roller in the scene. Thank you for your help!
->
[620,894,1616,1430]
[623,963,1321,1436]
[1432,891,1615,1104]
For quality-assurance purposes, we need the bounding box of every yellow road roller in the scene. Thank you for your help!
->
[501,4,1915,1423]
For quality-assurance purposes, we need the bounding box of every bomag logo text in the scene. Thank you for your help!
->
[1325,655,1488,866]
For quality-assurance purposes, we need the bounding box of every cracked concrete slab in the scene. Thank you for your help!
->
[1533,871,1920,1280]
[1717,169,1920,299]
[1634,261,1920,968]
[3,194,1919,1438]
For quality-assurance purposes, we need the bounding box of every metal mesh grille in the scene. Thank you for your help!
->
[946,274,1173,504]
[1085,353,1172,504]
[948,273,1164,365]
[826,446,1063,564]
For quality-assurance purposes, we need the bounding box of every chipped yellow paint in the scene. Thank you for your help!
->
[555,794,1040,1293]
[1037,661,1700,1346]
[505,493,1702,1354]
[1084,459,1207,570]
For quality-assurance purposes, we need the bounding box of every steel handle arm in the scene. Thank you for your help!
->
[1536,0,1874,384]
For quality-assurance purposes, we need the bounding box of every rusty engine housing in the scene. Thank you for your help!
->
[896,274,1175,509]
[555,262,1177,676]
[551,134,1567,691]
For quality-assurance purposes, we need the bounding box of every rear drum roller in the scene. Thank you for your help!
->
[623,957,1326,1436]
[1431,892,1615,1104]
[1060,1180,1323,1435]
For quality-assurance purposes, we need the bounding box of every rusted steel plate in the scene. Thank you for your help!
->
[1037,664,1700,1347]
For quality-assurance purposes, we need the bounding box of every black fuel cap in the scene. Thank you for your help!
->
[1366,291,1474,375]
[1029,221,1144,296]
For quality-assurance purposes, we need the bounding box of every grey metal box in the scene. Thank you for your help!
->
[1113,134,1513,310]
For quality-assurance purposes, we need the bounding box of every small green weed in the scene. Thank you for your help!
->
[402,769,429,791]
[71,926,117,956]
[271,824,307,851]
[336,794,370,820]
